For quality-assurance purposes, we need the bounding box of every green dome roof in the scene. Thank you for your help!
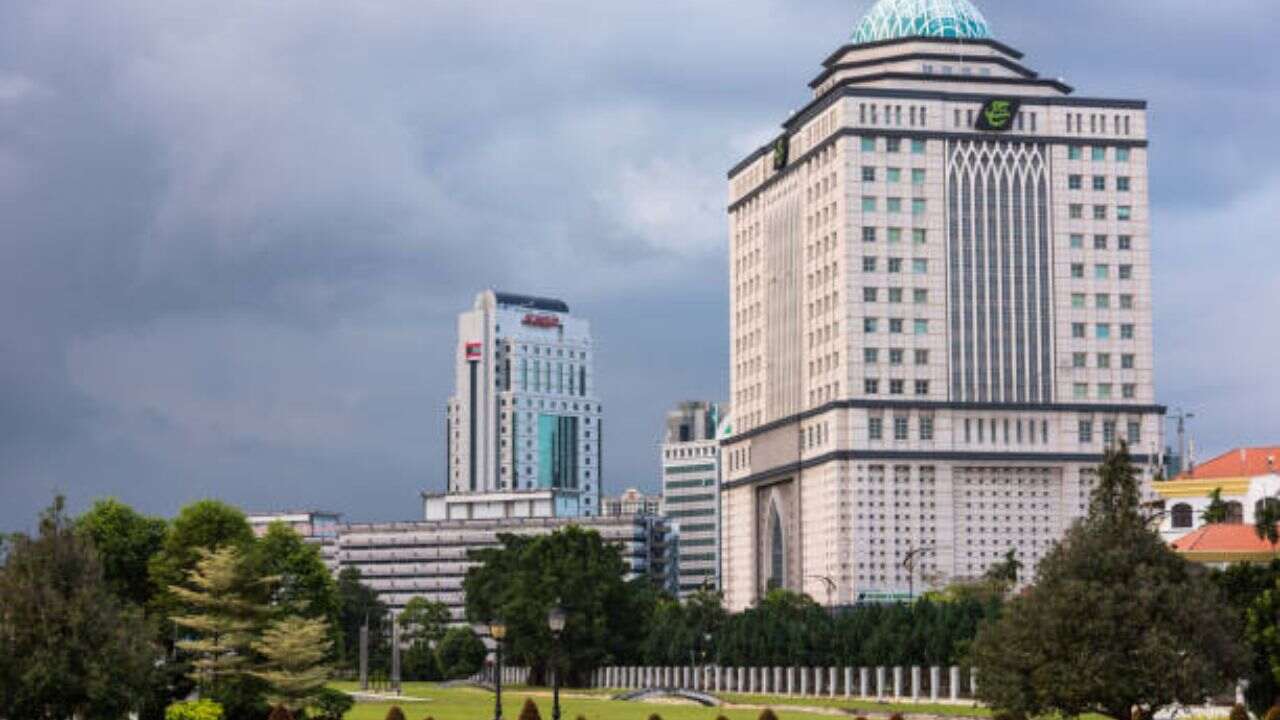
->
[851,0,992,44]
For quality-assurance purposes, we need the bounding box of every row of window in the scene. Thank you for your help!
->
[1071,352,1137,369]
[1070,292,1136,310]
[864,379,931,397]
[1071,383,1140,400]
[1070,263,1136,280]
[863,317,931,335]
[1069,233,1134,250]
[859,136,927,154]
[1065,114,1135,137]
[861,256,929,274]
[868,416,934,441]
[862,166,928,185]
[864,287,930,305]
[1067,174,1132,192]
[1066,146,1132,162]
[862,227,928,244]
[864,348,930,366]
[1077,419,1142,445]
[1070,322,1137,340]
[860,196,928,215]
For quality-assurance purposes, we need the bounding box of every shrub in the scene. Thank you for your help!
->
[311,688,355,720]
[1265,707,1280,720]
[575,715,587,720]
[267,706,294,720]
[386,706,407,720]
[889,714,905,720]
[758,709,779,720]
[164,700,224,720]
[648,714,663,720]
[1231,705,1251,720]
[716,715,730,720]
[519,698,542,720]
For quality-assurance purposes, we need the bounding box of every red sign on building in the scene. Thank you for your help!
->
[522,313,561,329]
[465,342,482,361]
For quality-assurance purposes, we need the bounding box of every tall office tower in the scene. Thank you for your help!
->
[431,290,602,520]
[720,0,1164,610]
[661,401,727,597]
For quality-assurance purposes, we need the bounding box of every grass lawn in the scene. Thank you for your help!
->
[329,683,993,720]
[717,694,990,718]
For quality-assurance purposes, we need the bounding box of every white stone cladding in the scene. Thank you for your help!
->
[721,32,1163,611]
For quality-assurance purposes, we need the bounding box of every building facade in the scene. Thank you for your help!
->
[435,290,602,520]
[661,401,727,596]
[720,0,1164,610]
[603,488,662,517]
[246,510,341,570]
[336,514,670,619]
[1155,446,1280,542]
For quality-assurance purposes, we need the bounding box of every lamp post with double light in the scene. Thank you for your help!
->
[547,604,566,720]
[490,619,507,720]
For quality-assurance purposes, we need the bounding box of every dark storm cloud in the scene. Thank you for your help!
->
[1,0,1277,530]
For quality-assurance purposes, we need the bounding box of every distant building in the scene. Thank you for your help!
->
[335,514,670,620]
[1155,446,1280,542]
[602,488,661,517]
[246,510,341,570]
[661,401,727,597]
[433,290,602,521]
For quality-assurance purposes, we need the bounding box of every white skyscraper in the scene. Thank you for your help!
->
[720,0,1164,610]
[660,401,727,597]
[430,290,602,520]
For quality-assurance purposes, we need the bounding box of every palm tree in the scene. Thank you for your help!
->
[1201,487,1230,524]
[1254,498,1280,550]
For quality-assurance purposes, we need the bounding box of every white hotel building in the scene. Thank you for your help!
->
[721,0,1164,610]
[435,290,602,520]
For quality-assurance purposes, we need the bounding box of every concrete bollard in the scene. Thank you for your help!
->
[893,667,903,698]
[911,666,921,701]
[970,667,978,697]
[787,666,796,696]
[801,667,809,696]
[830,667,838,697]
[931,666,940,701]
[860,667,869,697]
[775,666,783,695]
[738,667,746,693]
[845,667,853,698]
[876,666,886,699]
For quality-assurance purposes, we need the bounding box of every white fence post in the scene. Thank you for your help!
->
[930,666,940,701]
[875,667,886,698]
[911,666,921,701]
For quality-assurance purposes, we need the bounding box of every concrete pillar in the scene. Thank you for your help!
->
[801,667,809,696]
[911,666,921,701]
[844,667,853,698]
[787,666,795,695]
[970,668,978,697]
[875,666,886,698]
[775,666,783,695]
[738,667,746,693]
[950,666,960,701]
[893,666,903,698]
[860,667,870,697]
[813,667,821,696]
[931,666,941,701]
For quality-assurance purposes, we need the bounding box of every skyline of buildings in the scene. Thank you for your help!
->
[720,0,1165,610]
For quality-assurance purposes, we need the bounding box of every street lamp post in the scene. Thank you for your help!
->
[547,603,566,720]
[490,620,508,720]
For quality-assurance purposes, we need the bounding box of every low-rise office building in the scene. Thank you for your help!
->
[603,488,662,517]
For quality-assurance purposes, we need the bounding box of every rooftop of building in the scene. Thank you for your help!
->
[493,291,569,314]
[851,0,991,45]
[1171,523,1280,562]
[1168,447,1280,482]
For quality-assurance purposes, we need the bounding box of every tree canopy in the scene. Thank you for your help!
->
[77,497,168,607]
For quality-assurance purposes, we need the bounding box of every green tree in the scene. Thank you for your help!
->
[1202,488,1231,524]
[435,625,487,679]
[150,500,255,618]
[984,548,1023,587]
[336,566,390,671]
[1212,560,1280,714]
[403,640,442,681]
[0,497,158,720]
[252,616,333,711]
[970,444,1247,720]
[400,596,451,646]
[77,497,169,607]
[170,545,272,718]
[1257,499,1280,550]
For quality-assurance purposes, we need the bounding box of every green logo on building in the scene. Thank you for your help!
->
[772,135,789,170]
[975,98,1022,132]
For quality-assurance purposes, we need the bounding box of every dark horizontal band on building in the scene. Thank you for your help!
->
[722,449,1158,491]
[721,399,1166,446]
[809,52,1042,89]
[818,37,1028,67]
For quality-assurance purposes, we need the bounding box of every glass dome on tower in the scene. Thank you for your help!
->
[851,0,991,44]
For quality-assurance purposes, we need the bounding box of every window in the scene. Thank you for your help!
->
[914,349,929,365]
[864,287,879,302]
[1070,234,1085,249]
[1094,264,1110,280]
[1072,323,1086,339]
[1093,205,1107,220]
[886,167,901,184]
[1123,384,1137,399]
[1118,206,1132,221]
[1073,383,1088,399]
[912,258,928,274]
[1093,234,1108,249]
[1092,146,1106,161]
[888,258,903,273]
[864,348,879,364]
[915,380,930,396]
[1069,204,1084,219]
[1068,145,1083,160]
[862,166,877,182]
[1127,421,1141,444]
[1121,324,1135,339]
[913,288,928,304]
[1096,323,1112,340]
[893,416,909,440]
[865,379,880,394]
[862,196,878,212]
[889,349,904,366]
[1096,294,1111,309]
[911,139,926,154]
[1119,265,1133,280]
[1117,176,1131,192]
[914,319,929,335]
[1071,293,1086,309]
[888,287,903,303]
[863,227,877,243]
[1121,354,1136,369]
[887,197,902,213]
[886,138,901,153]
[912,198,927,215]
[890,379,905,395]
[1118,235,1133,250]
[920,416,935,440]
[1072,352,1087,369]
[889,318,904,334]
[1098,383,1114,399]
[868,416,883,439]
[863,257,877,272]
[1101,420,1116,445]
[864,317,879,333]
[1079,420,1093,443]
[887,227,903,244]
[1092,176,1106,191]
[911,168,926,185]
[913,229,927,245]
[1068,174,1082,190]
[1171,503,1193,529]
[1097,353,1112,369]
[1116,147,1131,162]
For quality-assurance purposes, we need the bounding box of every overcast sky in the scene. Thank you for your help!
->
[2,0,1277,531]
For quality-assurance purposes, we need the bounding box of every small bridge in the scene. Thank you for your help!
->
[613,688,721,706]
